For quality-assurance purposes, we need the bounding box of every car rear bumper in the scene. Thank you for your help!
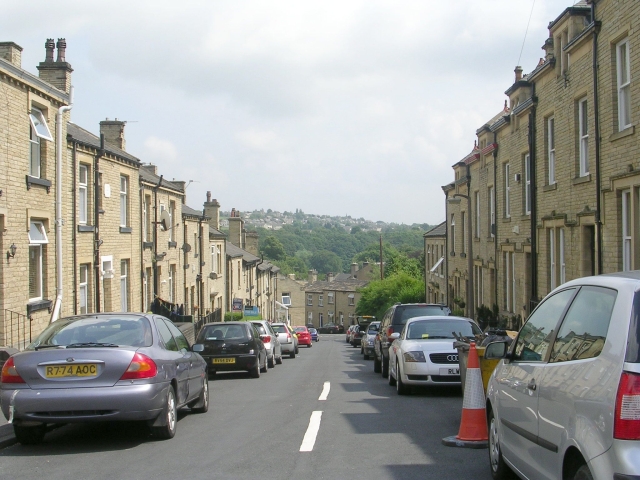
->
[1,382,167,424]
[203,354,259,372]
[363,344,375,355]
[401,362,461,386]
[280,342,295,353]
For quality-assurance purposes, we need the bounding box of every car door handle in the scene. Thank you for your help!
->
[527,379,536,391]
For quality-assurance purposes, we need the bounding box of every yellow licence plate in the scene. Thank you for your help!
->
[45,364,98,378]
[213,358,235,364]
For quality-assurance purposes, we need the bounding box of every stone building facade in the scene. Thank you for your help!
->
[437,0,640,327]
[304,271,368,328]
[424,222,446,305]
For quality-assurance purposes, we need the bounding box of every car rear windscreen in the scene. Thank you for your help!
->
[397,306,450,324]
[200,324,249,341]
[406,319,481,340]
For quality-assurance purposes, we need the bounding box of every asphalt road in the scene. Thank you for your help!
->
[0,335,493,480]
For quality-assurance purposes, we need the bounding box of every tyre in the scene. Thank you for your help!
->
[13,424,46,445]
[573,465,593,480]
[396,361,409,395]
[295,346,299,354]
[251,357,262,378]
[290,349,296,359]
[152,386,177,439]
[276,353,283,365]
[190,376,209,414]
[382,356,389,378]
[488,408,515,480]
[388,364,396,386]
[260,355,268,373]
[373,352,382,373]
[268,352,275,368]
[364,353,369,360]
[308,343,312,348]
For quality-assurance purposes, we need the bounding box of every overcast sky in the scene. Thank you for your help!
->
[4,0,579,225]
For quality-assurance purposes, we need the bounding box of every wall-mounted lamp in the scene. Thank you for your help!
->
[7,243,17,260]
[155,252,167,261]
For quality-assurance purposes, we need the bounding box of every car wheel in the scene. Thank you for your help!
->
[396,361,409,395]
[251,357,261,378]
[373,352,382,373]
[308,343,312,348]
[13,424,46,445]
[295,346,299,354]
[388,363,396,386]
[573,465,593,480]
[290,349,296,359]
[190,376,209,414]
[152,386,177,439]
[488,408,514,480]
[364,353,369,360]
[268,352,275,368]
[276,353,283,365]
[382,356,389,378]
[260,353,268,373]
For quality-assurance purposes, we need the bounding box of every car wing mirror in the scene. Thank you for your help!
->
[389,333,401,340]
[192,344,204,353]
[484,341,509,360]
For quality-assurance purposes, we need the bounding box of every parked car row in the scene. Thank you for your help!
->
[0,314,313,446]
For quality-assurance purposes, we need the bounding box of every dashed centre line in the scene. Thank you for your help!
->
[299,411,323,452]
[318,381,331,401]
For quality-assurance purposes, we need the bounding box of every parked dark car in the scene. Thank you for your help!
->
[194,322,267,378]
[1,313,209,445]
[317,323,341,334]
[309,328,319,342]
[374,303,451,377]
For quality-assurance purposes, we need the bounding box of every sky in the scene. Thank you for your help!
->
[3,0,580,225]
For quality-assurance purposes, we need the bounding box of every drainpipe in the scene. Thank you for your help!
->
[50,86,73,323]
[72,141,78,314]
[153,175,163,301]
[528,82,538,310]
[444,189,449,309]
[493,131,499,312]
[94,134,104,313]
[591,1,603,274]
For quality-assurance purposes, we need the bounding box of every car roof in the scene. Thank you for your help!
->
[405,315,474,324]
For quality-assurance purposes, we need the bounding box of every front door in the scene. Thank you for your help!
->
[495,288,576,480]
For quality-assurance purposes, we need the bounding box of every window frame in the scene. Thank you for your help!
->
[579,98,589,177]
[489,186,495,238]
[120,175,129,227]
[623,189,632,271]
[79,264,89,314]
[475,191,480,238]
[524,153,531,215]
[450,213,456,253]
[548,117,556,185]
[504,163,511,218]
[617,38,632,131]
[79,164,88,224]
[120,259,129,312]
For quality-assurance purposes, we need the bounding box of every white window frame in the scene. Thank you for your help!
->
[28,220,49,302]
[79,164,88,224]
[450,214,455,252]
[120,176,128,227]
[79,264,89,314]
[307,294,313,306]
[525,154,531,215]
[623,189,632,271]
[461,211,466,254]
[559,228,566,285]
[617,38,632,131]
[579,98,589,177]
[101,255,114,279]
[318,294,324,307]
[348,293,355,306]
[143,195,148,242]
[548,117,556,185]
[120,259,129,311]
[29,126,41,178]
[475,191,480,238]
[550,229,556,290]
[308,312,313,325]
[143,269,148,313]
[169,201,175,242]
[328,292,334,304]
[505,163,511,218]
[505,251,511,312]
[29,108,53,141]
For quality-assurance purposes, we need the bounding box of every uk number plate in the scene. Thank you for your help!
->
[213,358,235,364]
[45,364,98,378]
[439,367,460,376]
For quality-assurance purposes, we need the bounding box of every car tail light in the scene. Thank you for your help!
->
[387,326,394,337]
[615,371,640,440]
[1,357,25,384]
[120,353,158,380]
[261,335,271,343]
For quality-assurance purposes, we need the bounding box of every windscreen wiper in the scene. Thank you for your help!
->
[65,342,119,348]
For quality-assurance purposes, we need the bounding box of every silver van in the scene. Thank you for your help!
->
[485,271,640,480]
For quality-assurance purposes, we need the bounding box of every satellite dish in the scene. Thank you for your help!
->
[160,210,171,231]
[181,243,191,253]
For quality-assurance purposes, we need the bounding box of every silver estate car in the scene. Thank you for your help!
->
[1,313,208,445]
[485,271,640,480]
[251,320,283,368]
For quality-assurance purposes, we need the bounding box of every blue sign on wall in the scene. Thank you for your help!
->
[244,306,260,317]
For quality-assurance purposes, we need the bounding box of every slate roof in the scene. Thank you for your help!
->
[226,241,259,263]
[424,221,446,238]
[305,277,368,293]
[209,226,225,237]
[182,205,209,219]
[67,122,141,166]
[139,167,185,193]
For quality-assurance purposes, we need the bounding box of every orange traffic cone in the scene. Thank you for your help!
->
[442,342,489,448]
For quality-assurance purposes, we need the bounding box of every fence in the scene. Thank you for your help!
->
[1,309,32,350]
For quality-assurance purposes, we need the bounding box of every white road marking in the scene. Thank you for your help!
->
[318,381,330,401]
[299,411,323,452]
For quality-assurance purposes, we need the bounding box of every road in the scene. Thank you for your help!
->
[0,335,493,480]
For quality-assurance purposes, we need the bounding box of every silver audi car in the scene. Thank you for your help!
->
[1,313,209,445]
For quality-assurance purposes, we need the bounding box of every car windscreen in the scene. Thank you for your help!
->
[405,319,481,340]
[29,316,153,349]
[294,327,307,333]
[308,328,317,333]
[272,325,288,333]
[397,306,450,325]
[199,324,249,341]
[367,323,380,333]
[252,323,267,335]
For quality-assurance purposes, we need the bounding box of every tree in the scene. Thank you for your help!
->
[356,273,425,320]
[261,236,286,261]
[310,250,343,274]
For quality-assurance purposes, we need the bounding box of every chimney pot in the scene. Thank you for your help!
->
[56,38,66,62]
[514,65,523,82]
[45,38,55,62]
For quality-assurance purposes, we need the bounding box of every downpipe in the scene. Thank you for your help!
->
[50,86,74,323]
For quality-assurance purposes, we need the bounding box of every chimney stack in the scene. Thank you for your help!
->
[37,38,73,93]
[204,192,221,230]
[327,272,335,282]
[514,65,523,82]
[0,42,23,68]
[140,164,158,176]
[350,263,359,276]
[308,270,318,283]
[100,119,127,151]
[228,208,244,248]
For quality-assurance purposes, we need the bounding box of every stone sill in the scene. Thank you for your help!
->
[77,225,95,233]
[26,175,51,193]
[543,183,558,192]
[120,227,132,234]
[27,299,52,316]
[572,174,591,186]
[610,125,635,142]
